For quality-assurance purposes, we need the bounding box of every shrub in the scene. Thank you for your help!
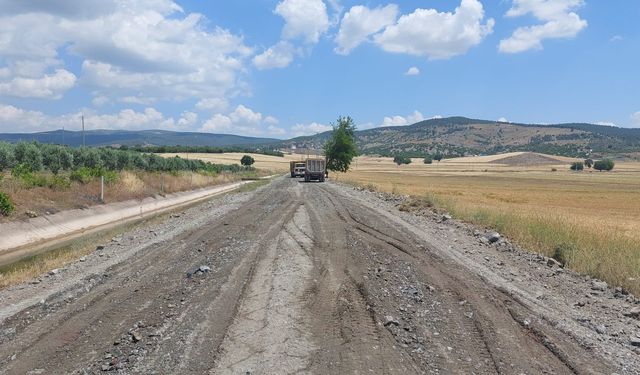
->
[21,173,49,188]
[49,175,71,190]
[393,155,411,165]
[15,143,43,171]
[433,153,444,162]
[0,192,14,216]
[551,168,557,172]
[0,142,15,171]
[423,155,433,164]
[240,155,255,167]
[70,167,94,184]
[11,163,33,178]
[570,162,584,171]
[75,148,103,169]
[42,146,74,174]
[100,148,120,170]
[552,243,577,267]
[584,158,593,168]
[593,159,615,171]
[103,170,119,185]
[117,151,132,170]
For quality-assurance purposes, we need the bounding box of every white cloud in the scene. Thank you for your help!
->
[374,0,494,60]
[497,117,509,122]
[229,105,262,125]
[0,103,48,131]
[264,116,280,125]
[0,69,77,99]
[631,112,640,128]
[275,0,330,44]
[291,122,332,136]
[200,105,285,137]
[253,41,296,70]
[195,98,229,112]
[119,96,156,105]
[0,1,252,103]
[92,95,110,106]
[177,111,198,128]
[609,35,623,43]
[405,67,420,76]
[335,5,399,55]
[382,110,425,127]
[0,103,197,132]
[201,114,233,133]
[76,108,168,130]
[499,0,587,53]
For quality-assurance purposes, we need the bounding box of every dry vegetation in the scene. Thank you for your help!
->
[161,152,314,173]
[0,214,170,288]
[0,170,245,222]
[334,153,640,295]
[0,175,272,289]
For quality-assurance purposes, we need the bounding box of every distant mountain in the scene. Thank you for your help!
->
[0,129,279,147]
[3,117,639,158]
[280,117,640,158]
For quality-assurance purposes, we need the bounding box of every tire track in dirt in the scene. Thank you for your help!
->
[211,203,316,374]
[314,182,615,374]
[0,177,624,374]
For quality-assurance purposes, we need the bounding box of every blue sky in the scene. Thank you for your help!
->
[0,0,638,137]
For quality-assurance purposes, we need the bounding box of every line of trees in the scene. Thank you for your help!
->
[0,142,241,174]
[127,145,284,157]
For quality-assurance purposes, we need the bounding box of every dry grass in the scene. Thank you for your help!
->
[0,170,244,222]
[336,155,640,295]
[0,214,169,288]
[161,152,317,173]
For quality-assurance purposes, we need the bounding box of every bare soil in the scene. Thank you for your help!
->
[0,177,637,374]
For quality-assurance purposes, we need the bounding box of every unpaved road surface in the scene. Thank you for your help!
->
[0,177,638,374]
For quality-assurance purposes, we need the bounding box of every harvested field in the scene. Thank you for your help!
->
[160,152,315,173]
[488,152,575,166]
[335,155,640,295]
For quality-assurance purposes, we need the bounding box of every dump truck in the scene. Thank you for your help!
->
[304,158,326,182]
[290,161,306,178]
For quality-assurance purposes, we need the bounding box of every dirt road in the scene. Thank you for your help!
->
[0,178,637,374]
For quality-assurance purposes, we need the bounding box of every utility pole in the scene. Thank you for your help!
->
[82,115,85,147]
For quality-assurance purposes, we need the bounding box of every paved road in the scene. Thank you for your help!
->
[0,178,620,374]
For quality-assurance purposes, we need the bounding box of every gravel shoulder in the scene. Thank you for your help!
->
[0,177,637,374]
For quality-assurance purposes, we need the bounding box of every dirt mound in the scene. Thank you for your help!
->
[490,152,566,166]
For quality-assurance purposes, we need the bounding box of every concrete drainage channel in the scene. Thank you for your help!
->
[0,177,276,267]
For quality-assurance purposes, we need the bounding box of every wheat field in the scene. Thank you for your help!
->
[334,154,640,294]
[161,152,309,173]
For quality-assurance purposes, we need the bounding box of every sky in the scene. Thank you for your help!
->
[0,0,638,138]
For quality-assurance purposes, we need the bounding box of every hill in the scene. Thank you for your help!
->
[2,117,640,158]
[0,129,278,148]
[282,117,640,158]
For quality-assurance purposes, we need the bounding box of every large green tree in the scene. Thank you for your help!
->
[324,116,357,173]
